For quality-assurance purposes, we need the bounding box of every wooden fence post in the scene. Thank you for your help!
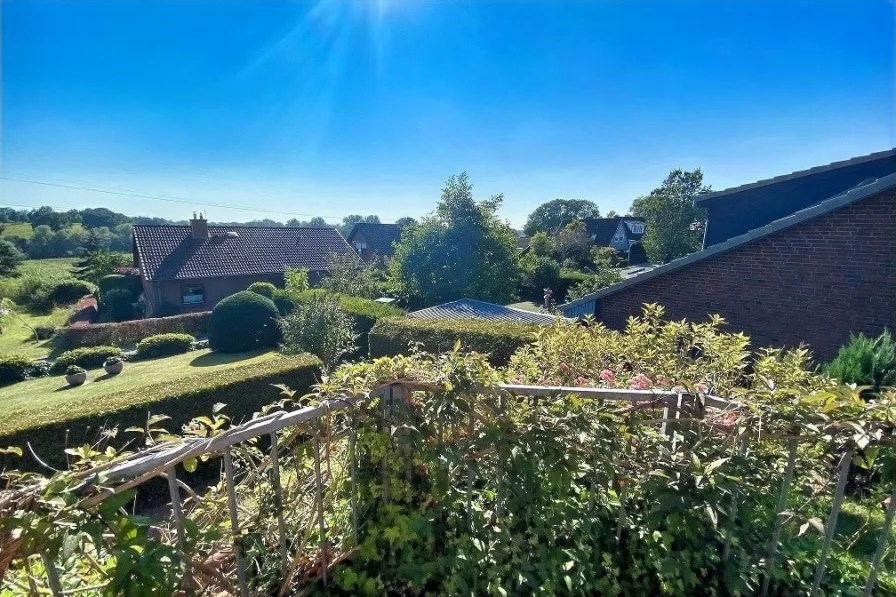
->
[761,438,799,597]
[810,448,854,597]
[223,447,249,597]
[863,484,896,597]
[313,422,328,587]
[269,432,289,577]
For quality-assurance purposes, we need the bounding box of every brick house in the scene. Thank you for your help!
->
[582,216,646,252]
[346,222,402,263]
[561,155,896,361]
[133,215,356,316]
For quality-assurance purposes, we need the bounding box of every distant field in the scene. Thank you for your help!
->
[0,307,71,359]
[0,222,33,239]
[18,257,77,279]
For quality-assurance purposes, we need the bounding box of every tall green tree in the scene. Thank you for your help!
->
[523,199,600,236]
[389,173,520,306]
[0,240,24,277]
[630,169,709,264]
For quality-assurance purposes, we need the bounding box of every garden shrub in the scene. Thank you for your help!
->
[1,354,321,469]
[369,317,540,365]
[555,269,591,302]
[52,345,124,373]
[565,269,624,302]
[247,281,277,299]
[628,240,648,264]
[97,273,142,299]
[58,311,211,348]
[16,278,96,313]
[518,254,561,302]
[136,333,195,359]
[826,329,896,392]
[280,293,356,371]
[0,353,36,386]
[208,290,280,353]
[101,287,136,322]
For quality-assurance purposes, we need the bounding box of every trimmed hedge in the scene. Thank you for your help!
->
[0,354,321,470]
[58,311,211,348]
[556,270,591,303]
[273,289,405,356]
[136,333,195,359]
[98,273,143,299]
[369,317,540,366]
[208,291,281,353]
[52,346,124,373]
[247,281,277,298]
[0,354,36,386]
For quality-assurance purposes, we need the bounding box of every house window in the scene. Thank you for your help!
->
[627,222,644,234]
[613,234,624,243]
[181,284,205,305]
[353,241,367,252]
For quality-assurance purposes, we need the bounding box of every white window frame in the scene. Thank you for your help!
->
[181,284,206,305]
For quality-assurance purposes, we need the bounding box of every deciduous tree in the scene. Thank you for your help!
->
[523,199,600,236]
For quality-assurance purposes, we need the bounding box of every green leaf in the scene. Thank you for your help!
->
[0,446,22,457]
[564,560,575,571]
[183,457,198,473]
[213,402,227,413]
[705,505,717,528]
[147,414,171,426]
[98,489,137,514]
[564,575,573,591]
[703,457,728,475]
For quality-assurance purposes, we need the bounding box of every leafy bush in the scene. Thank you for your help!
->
[320,252,380,299]
[280,293,356,371]
[0,354,321,469]
[628,240,648,264]
[518,254,561,302]
[136,333,195,359]
[247,281,277,298]
[52,345,124,373]
[208,291,280,353]
[103,356,122,366]
[565,269,624,301]
[58,311,210,348]
[284,267,309,294]
[15,278,96,313]
[101,287,136,322]
[0,353,36,386]
[826,329,896,392]
[369,317,540,365]
[65,365,86,376]
[98,274,142,300]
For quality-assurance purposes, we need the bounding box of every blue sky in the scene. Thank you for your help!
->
[2,0,894,227]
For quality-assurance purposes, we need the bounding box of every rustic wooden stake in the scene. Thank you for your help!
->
[863,484,896,597]
[723,438,748,562]
[810,448,854,597]
[761,438,799,597]
[349,411,359,548]
[223,447,249,597]
[269,432,289,577]
[41,554,63,597]
[313,423,328,587]
[166,467,186,545]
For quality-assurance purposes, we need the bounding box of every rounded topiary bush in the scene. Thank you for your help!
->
[136,333,196,359]
[247,281,277,299]
[208,291,280,353]
[0,353,36,386]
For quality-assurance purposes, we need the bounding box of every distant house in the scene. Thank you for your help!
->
[561,151,896,361]
[583,217,646,252]
[517,236,531,252]
[408,299,558,325]
[346,222,402,263]
[133,215,356,316]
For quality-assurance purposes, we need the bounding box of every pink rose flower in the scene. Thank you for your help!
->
[599,369,615,382]
[559,362,570,374]
[628,373,652,390]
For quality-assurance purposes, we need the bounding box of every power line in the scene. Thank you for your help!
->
[0,175,376,223]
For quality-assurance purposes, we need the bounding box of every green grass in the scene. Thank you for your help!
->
[0,307,72,359]
[0,349,279,436]
[506,301,542,313]
[17,257,77,279]
[0,222,33,240]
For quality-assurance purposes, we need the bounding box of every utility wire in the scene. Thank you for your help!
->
[0,175,386,223]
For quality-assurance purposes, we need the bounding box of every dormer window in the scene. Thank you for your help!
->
[627,222,644,234]
[353,241,367,252]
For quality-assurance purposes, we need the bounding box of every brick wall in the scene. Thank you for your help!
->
[597,188,896,362]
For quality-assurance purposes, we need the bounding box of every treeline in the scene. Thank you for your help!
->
[0,206,416,259]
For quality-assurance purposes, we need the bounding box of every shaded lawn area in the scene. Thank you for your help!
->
[0,349,277,436]
[0,307,72,359]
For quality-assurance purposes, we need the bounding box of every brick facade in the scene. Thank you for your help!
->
[596,188,896,362]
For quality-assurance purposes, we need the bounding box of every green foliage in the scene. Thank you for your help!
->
[65,365,86,376]
[630,168,709,264]
[279,293,357,371]
[826,330,896,392]
[53,345,124,373]
[628,240,648,264]
[339,214,381,238]
[136,333,195,359]
[247,281,277,298]
[0,238,25,277]
[10,277,96,313]
[565,269,624,301]
[208,290,280,353]
[98,273,142,299]
[284,267,310,294]
[553,219,592,264]
[389,173,521,306]
[369,317,540,365]
[101,287,137,322]
[528,231,555,258]
[523,198,600,236]
[71,247,131,285]
[0,353,37,386]
[591,245,620,268]
[518,253,561,302]
[321,252,380,299]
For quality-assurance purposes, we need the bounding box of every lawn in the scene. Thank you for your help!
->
[0,348,279,436]
[0,307,72,359]
[18,257,77,278]
[0,222,33,240]
[506,300,543,313]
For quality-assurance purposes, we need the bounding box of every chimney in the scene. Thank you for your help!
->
[190,212,208,239]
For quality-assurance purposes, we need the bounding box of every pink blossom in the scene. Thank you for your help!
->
[599,369,615,382]
[671,385,685,394]
[696,382,709,394]
[559,362,570,374]
[656,374,667,386]
[628,373,652,390]
[574,376,589,387]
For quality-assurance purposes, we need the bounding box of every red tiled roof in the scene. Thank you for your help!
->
[133,225,356,281]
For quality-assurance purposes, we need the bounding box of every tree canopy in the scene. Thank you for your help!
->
[389,173,520,306]
[523,199,600,236]
[630,169,709,264]
[0,239,24,278]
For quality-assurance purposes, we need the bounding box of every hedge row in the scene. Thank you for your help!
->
[0,354,322,470]
[273,290,404,356]
[58,311,211,348]
[369,317,541,366]
[0,354,49,386]
[51,346,124,373]
[136,333,195,359]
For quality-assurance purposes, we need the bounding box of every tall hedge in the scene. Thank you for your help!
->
[58,311,211,348]
[369,317,541,366]
[98,274,143,299]
[0,354,321,470]
[208,291,280,353]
